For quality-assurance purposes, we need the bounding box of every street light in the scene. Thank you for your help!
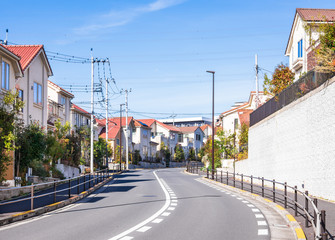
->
[206,70,215,180]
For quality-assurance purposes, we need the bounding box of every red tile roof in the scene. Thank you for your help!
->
[3,45,43,71]
[177,126,199,133]
[297,8,335,22]
[48,80,74,98]
[200,124,211,131]
[238,109,253,125]
[137,119,156,127]
[134,119,151,128]
[71,104,90,115]
[99,117,133,128]
[137,119,180,132]
[220,102,248,116]
[99,125,120,139]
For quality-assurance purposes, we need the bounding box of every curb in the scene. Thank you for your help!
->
[202,177,306,240]
[0,175,116,226]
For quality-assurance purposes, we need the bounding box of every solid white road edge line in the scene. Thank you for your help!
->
[108,170,171,240]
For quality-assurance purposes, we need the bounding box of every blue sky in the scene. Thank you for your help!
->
[1,0,334,120]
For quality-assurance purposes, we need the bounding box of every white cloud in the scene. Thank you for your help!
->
[74,0,186,35]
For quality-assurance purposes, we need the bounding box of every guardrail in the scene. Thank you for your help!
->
[0,169,117,212]
[186,162,330,240]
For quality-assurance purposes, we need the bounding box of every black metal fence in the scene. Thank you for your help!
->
[186,162,330,240]
[0,169,116,213]
[250,71,335,126]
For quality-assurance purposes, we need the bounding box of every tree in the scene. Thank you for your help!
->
[15,122,47,177]
[187,147,196,161]
[202,138,221,170]
[94,138,112,169]
[160,142,171,162]
[174,144,185,162]
[216,129,236,159]
[0,91,24,182]
[238,123,249,160]
[263,64,295,98]
[307,20,335,73]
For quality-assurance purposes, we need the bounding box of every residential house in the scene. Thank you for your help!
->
[2,45,53,128]
[0,44,23,185]
[177,126,204,158]
[285,8,335,79]
[138,119,180,159]
[47,80,74,129]
[132,120,158,161]
[160,116,218,127]
[200,124,212,143]
[219,91,268,135]
[70,104,91,131]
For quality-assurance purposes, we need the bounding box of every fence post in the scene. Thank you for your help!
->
[197,163,199,174]
[233,172,236,187]
[313,198,318,229]
[215,170,217,182]
[31,183,34,210]
[262,177,264,197]
[89,174,91,188]
[207,168,209,178]
[305,191,309,228]
[241,174,244,190]
[294,186,298,216]
[220,171,222,183]
[83,175,86,191]
[251,175,253,193]
[77,177,80,194]
[284,182,287,208]
[54,180,57,203]
[273,179,275,202]
[226,171,228,185]
[321,210,327,240]
[68,179,71,198]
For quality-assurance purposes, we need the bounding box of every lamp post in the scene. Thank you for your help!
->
[206,70,215,180]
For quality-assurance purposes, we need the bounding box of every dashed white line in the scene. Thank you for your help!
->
[247,204,255,207]
[137,226,151,232]
[161,212,171,216]
[258,229,269,235]
[255,214,264,218]
[168,207,175,211]
[257,221,267,226]
[252,208,260,213]
[119,236,133,240]
[152,218,164,224]
[171,203,177,206]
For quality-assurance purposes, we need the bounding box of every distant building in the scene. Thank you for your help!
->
[70,104,91,131]
[160,116,218,128]
[176,126,204,158]
[285,8,335,79]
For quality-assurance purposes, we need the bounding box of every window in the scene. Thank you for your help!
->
[18,89,23,112]
[178,134,183,142]
[196,134,201,141]
[116,139,120,145]
[298,39,303,58]
[61,96,66,105]
[234,118,239,130]
[1,61,10,90]
[33,83,42,105]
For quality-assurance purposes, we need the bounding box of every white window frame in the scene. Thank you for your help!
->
[1,61,10,90]
[33,82,43,105]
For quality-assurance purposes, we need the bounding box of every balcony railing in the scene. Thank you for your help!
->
[250,71,335,126]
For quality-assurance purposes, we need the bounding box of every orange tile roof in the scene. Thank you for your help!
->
[134,119,151,128]
[72,104,90,115]
[238,109,253,125]
[99,125,120,139]
[137,119,180,132]
[3,45,43,71]
[137,119,156,127]
[297,8,335,22]
[200,124,211,131]
[220,102,248,116]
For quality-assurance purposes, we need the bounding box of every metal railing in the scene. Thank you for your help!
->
[250,71,335,126]
[186,162,330,240]
[0,169,117,212]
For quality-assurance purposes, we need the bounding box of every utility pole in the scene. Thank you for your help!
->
[105,74,109,169]
[255,54,259,109]
[206,70,215,180]
[124,89,131,171]
[90,48,94,174]
[119,104,124,171]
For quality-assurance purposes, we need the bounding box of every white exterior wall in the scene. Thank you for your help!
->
[236,76,335,200]
[17,55,48,128]
[133,127,151,159]
[0,55,17,100]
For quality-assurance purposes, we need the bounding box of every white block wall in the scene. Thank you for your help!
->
[236,77,335,201]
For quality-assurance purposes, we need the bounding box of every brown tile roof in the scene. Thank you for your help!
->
[177,126,199,133]
[297,8,335,22]
[200,124,211,131]
[71,104,90,115]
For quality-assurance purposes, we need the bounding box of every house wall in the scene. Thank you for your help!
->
[0,55,17,97]
[236,76,335,201]
[133,127,151,159]
[17,55,48,128]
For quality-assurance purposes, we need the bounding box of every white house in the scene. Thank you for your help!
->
[200,124,212,143]
[70,104,91,131]
[219,91,269,135]
[47,80,74,129]
[285,8,335,79]
[2,45,52,128]
[177,126,204,158]
[0,44,23,185]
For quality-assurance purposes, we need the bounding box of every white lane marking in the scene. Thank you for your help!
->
[172,200,178,203]
[171,203,177,206]
[242,200,249,203]
[171,196,177,199]
[137,226,151,232]
[247,204,255,207]
[108,171,170,240]
[152,218,163,224]
[161,212,171,216]
[237,198,243,200]
[231,195,236,197]
[252,208,260,212]
[255,214,264,218]
[258,229,269,235]
[119,236,133,240]
[168,207,175,211]
[257,221,267,226]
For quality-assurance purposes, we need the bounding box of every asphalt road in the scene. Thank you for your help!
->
[0,169,271,240]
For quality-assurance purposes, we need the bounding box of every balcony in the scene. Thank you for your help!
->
[292,57,303,71]
[47,99,64,126]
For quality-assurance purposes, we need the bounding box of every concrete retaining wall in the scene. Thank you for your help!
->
[236,77,335,201]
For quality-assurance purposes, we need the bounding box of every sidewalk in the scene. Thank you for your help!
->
[196,169,335,239]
